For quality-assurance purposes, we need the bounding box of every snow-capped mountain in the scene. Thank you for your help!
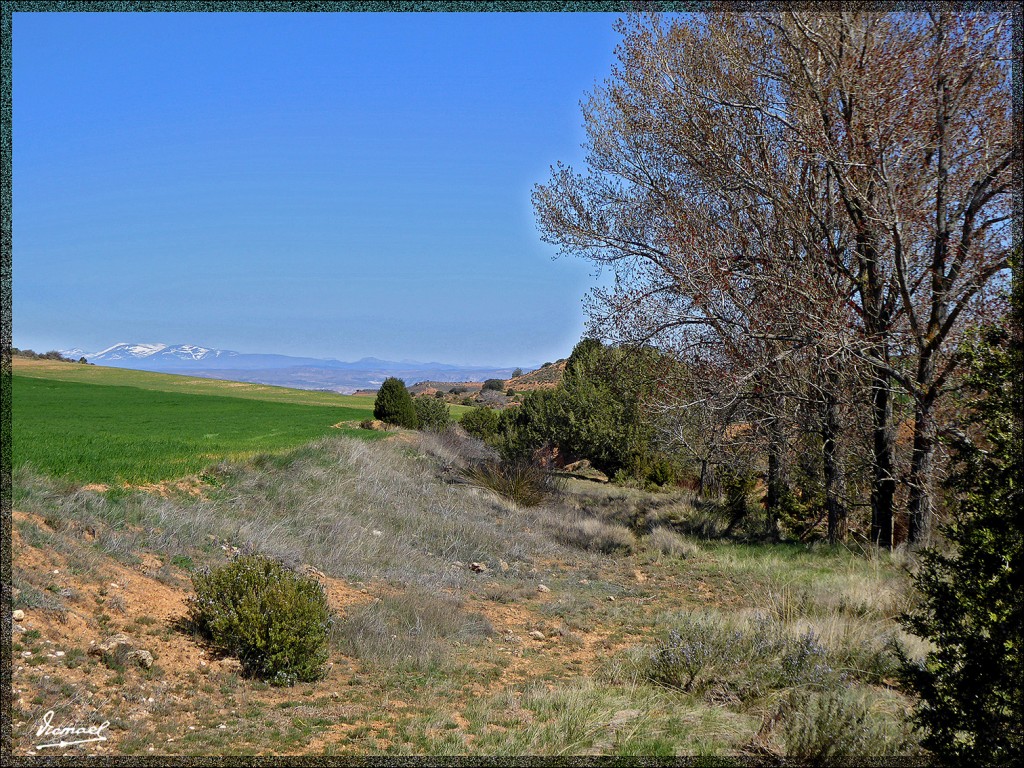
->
[62,342,520,393]
[84,342,242,366]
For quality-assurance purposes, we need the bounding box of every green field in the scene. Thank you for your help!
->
[12,364,387,485]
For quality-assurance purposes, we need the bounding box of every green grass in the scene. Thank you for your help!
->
[13,357,379,407]
[12,373,386,484]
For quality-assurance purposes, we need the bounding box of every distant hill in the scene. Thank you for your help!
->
[506,359,567,391]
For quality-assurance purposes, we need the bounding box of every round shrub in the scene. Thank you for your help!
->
[460,405,501,442]
[188,555,331,685]
[373,377,418,429]
[414,395,452,433]
[482,378,506,392]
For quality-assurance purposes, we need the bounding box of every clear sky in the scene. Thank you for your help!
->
[12,11,624,367]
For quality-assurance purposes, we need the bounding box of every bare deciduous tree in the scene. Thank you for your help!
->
[533,9,1014,547]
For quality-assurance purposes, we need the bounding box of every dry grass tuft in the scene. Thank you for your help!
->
[645,527,702,559]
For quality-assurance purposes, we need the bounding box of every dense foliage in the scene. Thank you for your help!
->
[189,555,331,685]
[481,378,506,392]
[495,339,675,484]
[460,406,501,442]
[373,377,418,429]
[899,314,1023,764]
[414,395,452,433]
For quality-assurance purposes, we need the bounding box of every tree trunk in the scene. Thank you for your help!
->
[908,356,938,547]
[870,365,896,549]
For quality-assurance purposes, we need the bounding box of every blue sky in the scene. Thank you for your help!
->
[12,11,624,367]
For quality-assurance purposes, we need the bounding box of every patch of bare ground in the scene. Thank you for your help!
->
[10,509,390,756]
[11,503,667,755]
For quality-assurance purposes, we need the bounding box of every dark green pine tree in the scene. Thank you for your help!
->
[898,303,1023,764]
[373,377,418,429]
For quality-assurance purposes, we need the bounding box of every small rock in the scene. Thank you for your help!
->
[125,649,154,669]
[470,562,488,573]
[21,651,32,658]
[537,584,551,594]
[608,596,616,602]
[528,630,546,641]
[54,651,65,657]
[371,530,383,537]
[12,610,25,622]
[499,560,510,572]
[89,633,153,669]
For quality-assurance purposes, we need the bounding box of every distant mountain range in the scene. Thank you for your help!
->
[60,342,521,394]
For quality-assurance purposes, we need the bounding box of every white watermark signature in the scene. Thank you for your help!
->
[34,710,111,749]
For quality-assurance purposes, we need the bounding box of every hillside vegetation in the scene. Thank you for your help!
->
[10,428,925,758]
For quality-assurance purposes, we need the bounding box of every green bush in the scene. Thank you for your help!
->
[494,339,672,482]
[898,317,1023,764]
[188,555,331,685]
[482,378,506,392]
[646,459,677,487]
[373,377,418,429]
[719,466,758,534]
[414,396,452,433]
[460,406,501,442]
